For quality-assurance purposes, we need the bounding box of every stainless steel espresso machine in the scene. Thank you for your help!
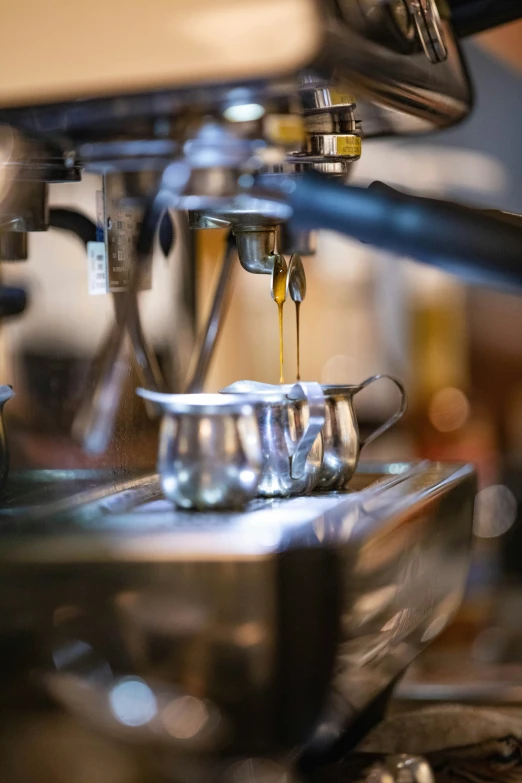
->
[0,2,519,782]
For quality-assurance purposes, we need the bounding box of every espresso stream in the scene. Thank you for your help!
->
[295,300,301,381]
[271,256,303,383]
[271,256,287,384]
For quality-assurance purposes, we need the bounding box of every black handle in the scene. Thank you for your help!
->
[449,0,522,37]
[49,208,97,246]
[0,286,27,317]
[368,180,522,226]
[49,208,175,258]
[285,173,522,291]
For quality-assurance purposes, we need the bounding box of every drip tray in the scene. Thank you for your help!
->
[0,461,475,564]
[0,461,477,759]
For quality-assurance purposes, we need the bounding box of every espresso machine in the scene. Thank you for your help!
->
[0,2,519,782]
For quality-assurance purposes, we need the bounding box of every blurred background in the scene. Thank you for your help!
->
[0,19,521,710]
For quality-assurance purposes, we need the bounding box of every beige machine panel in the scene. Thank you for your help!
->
[0,0,321,107]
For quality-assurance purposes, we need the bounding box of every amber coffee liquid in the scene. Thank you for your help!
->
[295,301,301,381]
[272,257,287,383]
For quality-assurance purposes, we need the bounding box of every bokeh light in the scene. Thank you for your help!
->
[473,484,518,538]
[109,678,157,727]
[428,387,470,432]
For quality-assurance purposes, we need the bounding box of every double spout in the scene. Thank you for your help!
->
[234,223,315,275]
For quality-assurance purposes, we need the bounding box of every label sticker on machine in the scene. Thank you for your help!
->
[87,241,108,295]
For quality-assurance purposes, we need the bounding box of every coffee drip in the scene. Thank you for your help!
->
[271,253,306,384]
[287,254,306,382]
[295,301,301,380]
[271,255,287,384]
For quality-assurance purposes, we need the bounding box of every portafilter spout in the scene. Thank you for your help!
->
[234,225,279,274]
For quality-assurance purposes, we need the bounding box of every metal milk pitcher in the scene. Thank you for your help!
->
[221,380,325,497]
[136,390,263,510]
[318,374,407,491]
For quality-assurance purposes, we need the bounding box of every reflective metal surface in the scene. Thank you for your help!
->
[234,226,279,275]
[221,381,325,496]
[136,391,263,510]
[320,5,470,134]
[303,132,362,163]
[409,0,447,64]
[0,2,471,148]
[357,754,435,783]
[286,253,306,304]
[0,461,476,764]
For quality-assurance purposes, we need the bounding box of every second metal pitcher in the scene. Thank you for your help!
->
[319,374,407,491]
[221,380,325,497]
[136,390,263,510]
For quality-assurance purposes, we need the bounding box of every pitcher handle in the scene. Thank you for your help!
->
[354,374,407,451]
[286,381,325,479]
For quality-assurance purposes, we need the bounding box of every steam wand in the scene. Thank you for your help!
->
[71,191,170,454]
